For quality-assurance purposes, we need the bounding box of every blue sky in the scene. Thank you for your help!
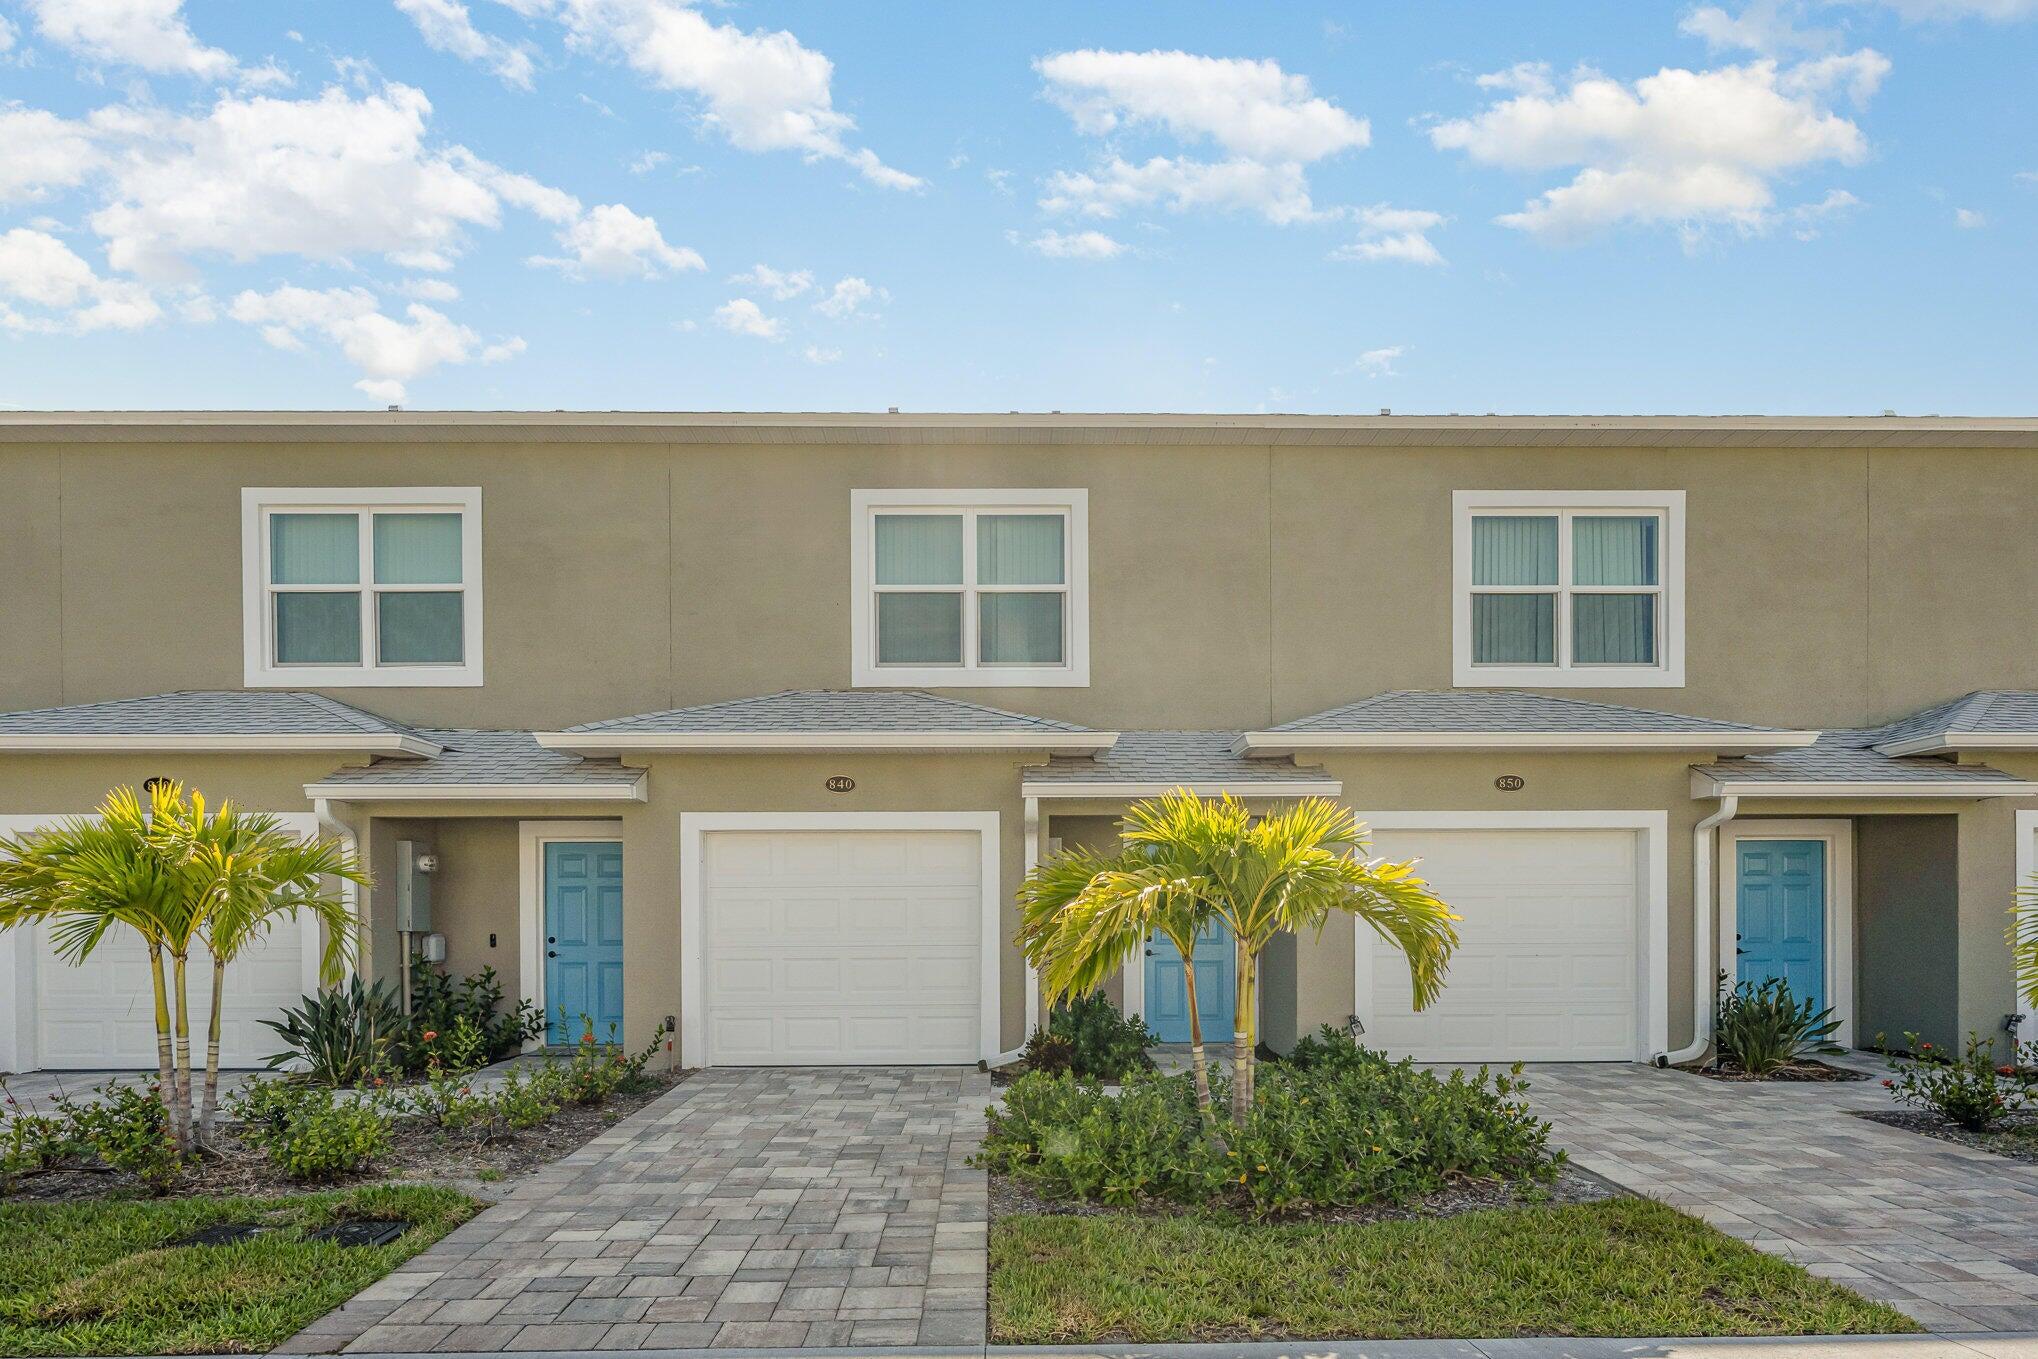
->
[0,0,2032,413]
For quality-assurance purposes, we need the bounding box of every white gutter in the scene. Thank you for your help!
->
[1658,794,1738,1068]
[0,732,443,757]
[1236,730,1820,757]
[1690,770,2038,799]
[313,797,368,986]
[535,730,1118,757]
[1019,779,1342,799]
[302,779,647,802]
[1875,733,2038,757]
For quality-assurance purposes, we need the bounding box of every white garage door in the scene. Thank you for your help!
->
[1362,827,1639,1062]
[37,913,315,1070]
[699,829,983,1065]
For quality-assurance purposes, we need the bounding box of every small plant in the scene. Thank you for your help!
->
[548,1013,668,1105]
[1883,1030,2036,1132]
[1041,995,1155,1080]
[57,1082,183,1192]
[1020,1029,1076,1076]
[0,1080,87,1188]
[408,1017,499,1134]
[408,966,546,1071]
[229,1079,392,1181]
[1713,974,1842,1076]
[263,977,406,1085]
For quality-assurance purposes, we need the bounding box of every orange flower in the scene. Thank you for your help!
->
[421,1029,439,1042]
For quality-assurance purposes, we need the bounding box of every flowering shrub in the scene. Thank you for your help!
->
[229,1080,393,1181]
[1883,1031,2035,1131]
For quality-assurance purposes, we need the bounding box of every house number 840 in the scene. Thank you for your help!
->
[825,776,856,793]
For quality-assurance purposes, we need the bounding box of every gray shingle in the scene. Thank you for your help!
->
[565,689,1091,735]
[1025,732,1335,787]
[0,690,411,736]
[1872,691,2038,750]
[1267,689,1791,735]
[1695,728,2029,785]
[313,731,639,789]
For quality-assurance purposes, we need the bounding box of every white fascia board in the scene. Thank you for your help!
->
[1236,730,1820,756]
[535,730,1119,756]
[303,778,647,803]
[1020,779,1344,799]
[1690,770,2038,799]
[0,732,443,757]
[1874,732,2038,757]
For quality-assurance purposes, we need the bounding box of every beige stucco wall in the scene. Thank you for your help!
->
[1856,814,1961,1048]
[427,818,521,994]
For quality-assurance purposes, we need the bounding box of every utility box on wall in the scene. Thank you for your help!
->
[394,839,434,934]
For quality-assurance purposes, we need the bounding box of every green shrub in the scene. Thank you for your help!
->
[1020,1030,1076,1076]
[57,1083,182,1192]
[979,1027,1557,1216]
[1041,995,1155,1080]
[1883,1030,2035,1132]
[229,1081,392,1181]
[262,977,406,1084]
[1714,974,1842,1075]
[0,1080,86,1189]
[408,966,545,1071]
[551,1014,668,1104]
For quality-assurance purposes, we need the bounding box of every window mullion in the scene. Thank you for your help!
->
[961,510,978,671]
[359,513,376,668]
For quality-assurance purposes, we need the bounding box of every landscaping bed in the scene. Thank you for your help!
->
[988,1197,1920,1343]
[1679,1058,1869,1083]
[1853,1108,2038,1165]
[0,1185,476,1356]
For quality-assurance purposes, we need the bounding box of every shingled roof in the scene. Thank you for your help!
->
[306,730,644,801]
[540,690,1114,754]
[1871,692,2038,754]
[1239,690,1815,754]
[1023,732,1339,796]
[0,691,438,755]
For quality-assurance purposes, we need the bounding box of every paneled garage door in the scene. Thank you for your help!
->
[698,829,984,1065]
[1362,827,1640,1062]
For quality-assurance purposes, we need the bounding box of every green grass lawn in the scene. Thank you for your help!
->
[0,1185,477,1356]
[991,1197,1919,1343]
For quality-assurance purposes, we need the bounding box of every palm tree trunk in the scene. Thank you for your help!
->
[1229,949,1257,1126]
[199,953,225,1146]
[169,950,193,1154]
[145,941,176,1124]
[1179,951,1214,1120]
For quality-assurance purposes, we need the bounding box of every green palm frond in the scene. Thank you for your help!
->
[2014,875,2038,1015]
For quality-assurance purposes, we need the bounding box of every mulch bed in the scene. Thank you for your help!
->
[1852,1108,2038,1165]
[990,1159,1624,1227]
[2,1068,689,1204]
[1677,1058,1870,1082]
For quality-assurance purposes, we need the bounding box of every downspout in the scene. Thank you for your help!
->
[1657,793,1737,1067]
[314,798,366,987]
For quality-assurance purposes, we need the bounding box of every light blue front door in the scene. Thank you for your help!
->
[544,841,624,1044]
[1736,839,1826,1012]
[1144,921,1235,1044]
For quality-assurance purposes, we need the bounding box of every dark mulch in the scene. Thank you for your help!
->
[1678,1058,1870,1083]
[1852,1108,2038,1165]
[2,1068,689,1204]
[990,1159,1623,1227]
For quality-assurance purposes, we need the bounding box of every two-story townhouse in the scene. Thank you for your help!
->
[2,411,2035,1075]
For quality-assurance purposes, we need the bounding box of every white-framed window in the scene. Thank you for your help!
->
[1452,490,1685,688]
[241,487,483,688]
[850,488,1089,687]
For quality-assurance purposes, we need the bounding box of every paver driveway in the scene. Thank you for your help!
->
[1526,1059,2038,1333]
[289,1067,989,1353]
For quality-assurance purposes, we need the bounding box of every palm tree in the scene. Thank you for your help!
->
[1019,841,1222,1117]
[1023,791,1460,1126]
[2012,875,2038,1029]
[0,783,365,1152]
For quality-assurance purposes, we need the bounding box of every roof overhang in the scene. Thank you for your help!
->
[1021,778,1343,800]
[534,730,1118,757]
[1873,733,2038,758]
[1690,770,2038,799]
[0,732,443,757]
[304,777,647,803]
[1236,730,1820,756]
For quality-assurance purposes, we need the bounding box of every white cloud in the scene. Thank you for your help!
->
[398,277,461,301]
[730,263,813,299]
[394,0,536,89]
[1035,49,1369,225]
[628,150,670,174]
[1868,0,2038,17]
[1025,228,1125,260]
[0,14,16,53]
[1347,346,1405,377]
[529,202,704,278]
[1430,54,1887,240]
[802,344,841,364]
[1786,186,1861,237]
[229,284,520,401]
[1681,1,1837,54]
[712,297,781,339]
[25,0,236,80]
[1331,205,1447,264]
[986,168,1014,194]
[518,0,919,189]
[0,228,161,333]
[813,275,883,318]
[1955,206,1987,227]
[2017,169,2038,184]
[0,107,101,205]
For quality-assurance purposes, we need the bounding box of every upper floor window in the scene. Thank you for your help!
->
[241,488,483,688]
[851,489,1089,687]
[1452,490,1684,688]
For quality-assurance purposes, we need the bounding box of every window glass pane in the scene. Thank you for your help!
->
[980,593,1063,664]
[876,592,962,663]
[374,513,463,585]
[978,514,1064,585]
[874,514,963,585]
[1472,515,1557,586]
[1472,593,1555,664]
[1573,516,1658,587]
[1574,593,1656,664]
[274,592,362,664]
[270,513,359,585]
[378,591,465,664]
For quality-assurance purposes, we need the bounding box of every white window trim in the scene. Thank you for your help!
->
[850,488,1089,688]
[517,820,625,1052]
[241,487,484,688]
[1717,819,1856,1049]
[1452,490,1685,689]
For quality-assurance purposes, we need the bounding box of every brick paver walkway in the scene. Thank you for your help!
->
[1525,1059,2038,1333]
[287,1067,989,1353]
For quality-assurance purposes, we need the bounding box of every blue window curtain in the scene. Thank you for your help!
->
[1573,516,1657,586]
[977,514,1064,585]
[1472,515,1556,586]
[1472,594,1555,664]
[877,593,962,663]
[980,594,1063,664]
[271,513,359,585]
[374,513,463,585]
[875,515,963,585]
[1574,594,1656,664]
